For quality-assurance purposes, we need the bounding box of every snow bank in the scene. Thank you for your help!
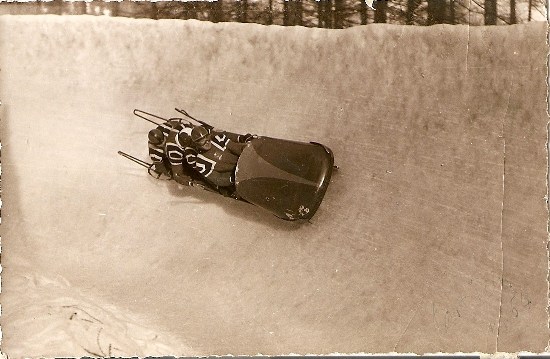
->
[3,270,198,357]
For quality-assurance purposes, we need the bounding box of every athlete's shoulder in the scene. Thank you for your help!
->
[211,128,226,135]
[176,132,192,148]
[184,145,198,154]
[165,118,192,130]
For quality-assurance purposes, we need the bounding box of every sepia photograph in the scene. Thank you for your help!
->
[0,0,548,357]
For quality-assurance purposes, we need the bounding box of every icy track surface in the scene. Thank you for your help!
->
[0,15,548,357]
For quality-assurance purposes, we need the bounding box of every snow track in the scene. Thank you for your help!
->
[0,15,548,356]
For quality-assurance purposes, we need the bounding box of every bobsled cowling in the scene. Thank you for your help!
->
[235,137,334,221]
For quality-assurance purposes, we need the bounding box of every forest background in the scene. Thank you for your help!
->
[0,0,547,27]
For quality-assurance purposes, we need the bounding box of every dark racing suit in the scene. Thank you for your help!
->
[185,130,248,188]
[165,121,195,185]
[148,119,185,175]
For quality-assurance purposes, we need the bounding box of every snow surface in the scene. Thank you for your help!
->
[0,15,548,357]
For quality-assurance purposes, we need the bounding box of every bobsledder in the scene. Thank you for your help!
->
[118,108,336,221]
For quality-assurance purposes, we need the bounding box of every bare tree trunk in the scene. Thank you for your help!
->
[235,0,245,22]
[66,1,87,15]
[124,2,152,19]
[528,0,532,21]
[151,2,158,20]
[241,0,248,22]
[406,0,420,24]
[427,0,446,24]
[109,1,119,17]
[449,0,455,23]
[210,0,223,22]
[297,0,303,25]
[324,0,333,27]
[283,0,289,25]
[509,0,516,23]
[39,0,48,14]
[52,0,63,15]
[374,0,387,23]
[318,0,326,27]
[359,0,368,25]
[267,0,273,24]
[484,0,497,24]
[180,2,192,19]
[334,0,344,28]
[284,0,303,26]
[85,2,92,15]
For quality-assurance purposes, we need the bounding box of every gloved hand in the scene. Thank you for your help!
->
[218,186,233,197]
[153,162,170,176]
[239,133,256,143]
[199,121,215,132]
[168,118,182,128]
[174,173,192,186]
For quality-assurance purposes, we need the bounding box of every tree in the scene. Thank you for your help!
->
[296,0,303,25]
[108,1,119,17]
[284,0,303,26]
[11,0,541,27]
[236,0,248,22]
[374,0,387,23]
[333,0,345,28]
[184,2,200,19]
[484,0,497,24]
[267,0,274,24]
[283,0,290,24]
[65,0,86,15]
[151,2,158,20]
[359,0,368,25]
[317,0,333,27]
[449,0,456,24]
[509,0,516,23]
[44,0,62,15]
[210,0,224,22]
[427,0,446,24]
[406,0,421,24]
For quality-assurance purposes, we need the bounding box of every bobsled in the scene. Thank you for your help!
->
[234,136,334,221]
[119,108,335,221]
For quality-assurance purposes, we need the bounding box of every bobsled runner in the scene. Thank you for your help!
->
[119,109,335,221]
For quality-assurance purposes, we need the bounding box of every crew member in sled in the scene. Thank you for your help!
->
[183,125,255,189]
[147,118,189,177]
[150,118,254,189]
[165,122,200,186]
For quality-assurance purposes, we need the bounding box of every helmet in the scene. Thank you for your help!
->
[167,118,183,128]
[191,126,211,151]
[191,126,209,143]
[148,129,164,145]
[177,131,190,147]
